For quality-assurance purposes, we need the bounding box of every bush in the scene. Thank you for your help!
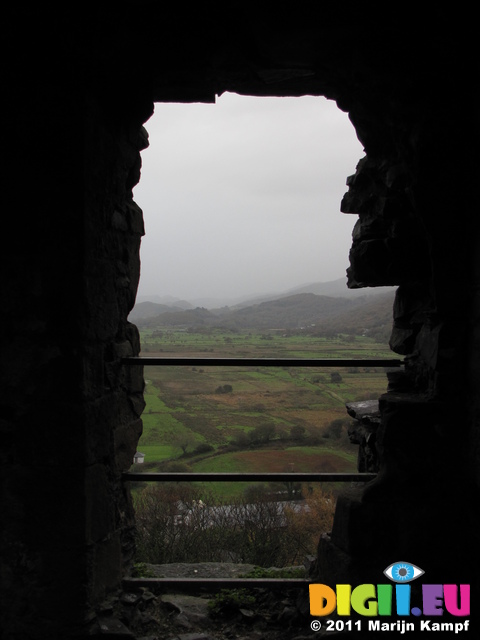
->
[215,384,233,394]
[232,431,250,449]
[165,461,191,472]
[208,589,256,617]
[193,443,215,454]
[323,417,351,441]
[133,484,336,568]
[290,425,306,441]
[131,562,156,578]
[249,423,276,444]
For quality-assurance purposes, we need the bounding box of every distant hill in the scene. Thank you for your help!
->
[132,278,396,316]
[217,278,395,310]
[283,278,395,299]
[135,306,217,328]
[133,289,396,340]
[216,293,355,329]
[129,301,191,321]
[305,291,396,342]
[134,295,194,308]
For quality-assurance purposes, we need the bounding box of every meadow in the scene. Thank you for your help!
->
[132,328,393,498]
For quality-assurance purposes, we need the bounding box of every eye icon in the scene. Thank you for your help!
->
[384,562,424,583]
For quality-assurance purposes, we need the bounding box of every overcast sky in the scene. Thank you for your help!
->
[133,92,365,305]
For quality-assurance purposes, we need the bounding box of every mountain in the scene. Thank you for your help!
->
[216,293,355,329]
[226,278,396,310]
[283,277,395,299]
[134,295,194,308]
[129,301,193,321]
[215,291,395,334]
[132,278,396,316]
[133,289,396,340]
[305,291,396,341]
[134,306,217,328]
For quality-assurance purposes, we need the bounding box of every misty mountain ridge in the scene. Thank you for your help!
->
[131,286,396,342]
[129,300,194,320]
[132,277,396,318]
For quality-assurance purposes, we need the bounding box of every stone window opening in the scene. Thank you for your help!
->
[133,92,365,309]
[127,92,397,571]
[5,10,479,637]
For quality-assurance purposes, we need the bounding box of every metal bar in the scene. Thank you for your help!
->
[122,472,376,483]
[123,577,308,593]
[122,356,403,367]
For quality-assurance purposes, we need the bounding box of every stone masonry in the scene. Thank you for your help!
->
[2,5,480,638]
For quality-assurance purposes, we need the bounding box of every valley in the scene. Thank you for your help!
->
[132,327,395,498]
[129,286,398,566]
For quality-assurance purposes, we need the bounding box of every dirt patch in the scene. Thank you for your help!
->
[233,449,355,473]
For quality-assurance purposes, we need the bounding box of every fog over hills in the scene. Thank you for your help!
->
[130,278,396,342]
[132,278,395,317]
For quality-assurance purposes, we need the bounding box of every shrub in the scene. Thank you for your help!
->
[193,443,215,454]
[282,486,336,559]
[133,483,336,568]
[208,589,256,616]
[232,431,250,448]
[323,417,351,441]
[249,423,276,444]
[165,461,191,472]
[290,425,306,441]
[131,562,156,578]
[215,384,233,394]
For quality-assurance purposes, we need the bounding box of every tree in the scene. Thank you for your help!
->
[172,431,197,455]
[323,417,349,440]
[283,486,336,560]
[290,425,306,441]
[233,431,250,449]
[249,423,276,445]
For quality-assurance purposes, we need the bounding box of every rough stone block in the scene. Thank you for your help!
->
[389,325,417,354]
[90,535,123,605]
[115,418,143,471]
[97,617,135,637]
[330,487,389,555]
[85,464,115,543]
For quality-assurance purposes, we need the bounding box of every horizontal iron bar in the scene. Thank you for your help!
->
[123,577,308,593]
[122,356,403,367]
[122,472,376,483]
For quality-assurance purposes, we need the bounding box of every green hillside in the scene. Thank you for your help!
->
[134,290,395,340]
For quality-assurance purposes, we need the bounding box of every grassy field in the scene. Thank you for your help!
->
[130,329,393,499]
[140,328,392,359]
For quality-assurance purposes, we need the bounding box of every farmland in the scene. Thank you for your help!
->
[132,328,393,498]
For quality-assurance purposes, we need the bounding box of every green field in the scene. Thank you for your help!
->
[131,329,393,498]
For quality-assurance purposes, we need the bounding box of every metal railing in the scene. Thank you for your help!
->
[122,356,403,368]
[121,355,402,591]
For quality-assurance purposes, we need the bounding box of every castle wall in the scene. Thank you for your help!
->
[1,6,479,637]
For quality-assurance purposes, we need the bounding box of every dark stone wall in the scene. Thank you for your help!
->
[2,12,151,636]
[314,66,480,600]
[2,5,480,637]
[80,91,150,607]
[2,63,89,636]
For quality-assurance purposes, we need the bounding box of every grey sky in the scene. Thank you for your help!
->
[133,92,365,305]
